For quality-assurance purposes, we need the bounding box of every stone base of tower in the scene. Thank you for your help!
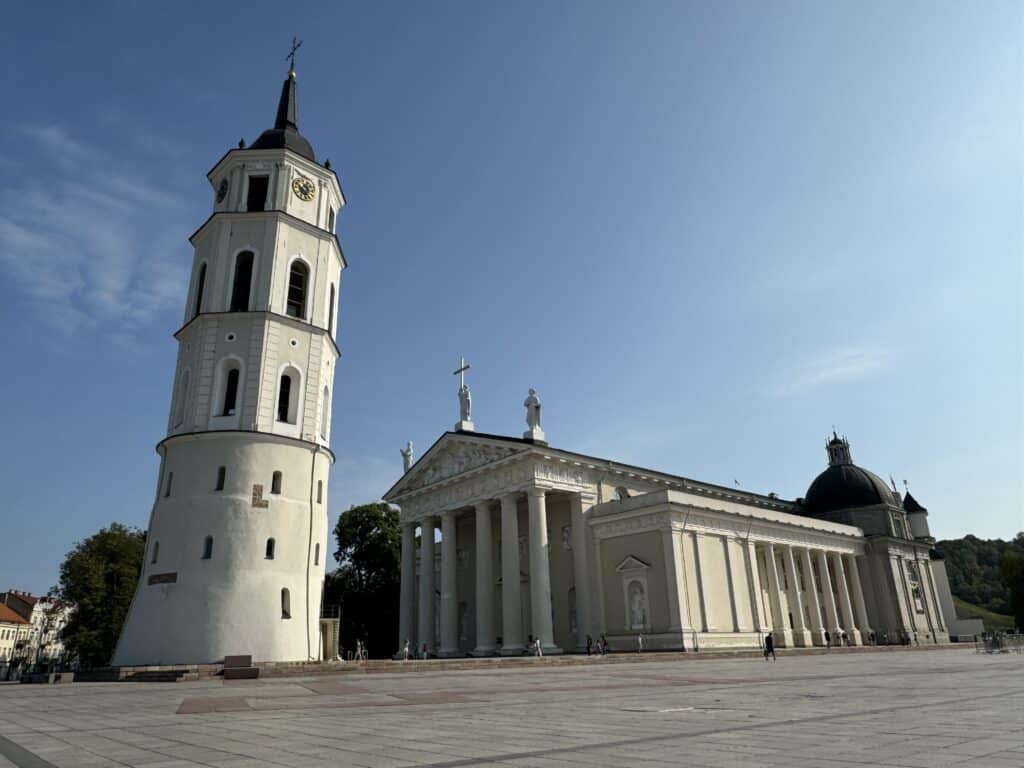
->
[113,432,333,666]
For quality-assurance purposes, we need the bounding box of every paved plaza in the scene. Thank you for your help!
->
[1,647,1022,768]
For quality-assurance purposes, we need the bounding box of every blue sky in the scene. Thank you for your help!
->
[0,1,1020,594]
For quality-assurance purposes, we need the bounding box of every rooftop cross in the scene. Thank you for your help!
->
[453,356,471,389]
[286,36,303,74]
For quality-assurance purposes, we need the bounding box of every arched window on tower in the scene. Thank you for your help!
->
[265,538,276,559]
[202,536,213,560]
[320,386,330,439]
[286,261,309,319]
[193,263,207,318]
[222,368,240,416]
[151,541,159,565]
[271,471,282,494]
[281,588,291,619]
[328,283,336,335]
[215,466,226,491]
[230,251,254,312]
[277,369,301,424]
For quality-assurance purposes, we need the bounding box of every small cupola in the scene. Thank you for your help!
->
[826,431,853,467]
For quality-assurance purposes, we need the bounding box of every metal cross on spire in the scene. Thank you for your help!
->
[453,356,471,389]
[286,36,303,73]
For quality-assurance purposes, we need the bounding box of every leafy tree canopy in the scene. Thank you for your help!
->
[935,533,1024,618]
[52,523,145,668]
[325,502,401,658]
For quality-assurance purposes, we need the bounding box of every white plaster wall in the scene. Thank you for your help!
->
[113,433,330,666]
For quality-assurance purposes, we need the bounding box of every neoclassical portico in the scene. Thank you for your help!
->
[385,426,948,656]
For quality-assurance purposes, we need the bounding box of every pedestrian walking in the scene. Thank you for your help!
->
[421,642,428,660]
[402,639,410,660]
[841,631,848,647]
[600,633,608,655]
[586,635,593,656]
[637,634,644,653]
[764,631,776,660]
[824,630,831,648]
[534,637,543,657]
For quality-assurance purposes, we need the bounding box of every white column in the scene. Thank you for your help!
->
[662,528,692,639]
[921,559,947,634]
[527,487,560,653]
[764,544,792,646]
[783,545,812,646]
[499,493,524,655]
[888,556,914,638]
[417,518,436,656]
[569,494,593,651]
[723,538,744,632]
[831,552,860,645]
[800,548,826,646]
[398,521,417,654]
[438,511,459,656]
[816,550,841,644]
[693,533,712,632]
[846,554,871,642]
[745,540,766,633]
[473,501,496,655]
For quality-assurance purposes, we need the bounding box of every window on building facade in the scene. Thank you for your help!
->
[320,386,330,439]
[281,588,291,619]
[194,263,207,318]
[151,541,159,564]
[317,480,323,504]
[286,261,309,318]
[246,176,269,212]
[328,283,336,334]
[276,373,293,422]
[271,471,282,494]
[266,538,275,559]
[314,542,320,565]
[164,472,173,498]
[202,536,213,559]
[215,466,226,491]
[174,370,190,427]
[328,207,335,232]
[222,368,240,416]
[230,251,254,312]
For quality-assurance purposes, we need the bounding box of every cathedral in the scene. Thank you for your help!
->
[384,395,949,655]
[114,62,343,666]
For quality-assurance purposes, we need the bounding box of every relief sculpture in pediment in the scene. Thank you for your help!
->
[406,442,523,491]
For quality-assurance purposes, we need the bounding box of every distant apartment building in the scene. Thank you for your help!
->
[0,602,31,679]
[0,590,73,674]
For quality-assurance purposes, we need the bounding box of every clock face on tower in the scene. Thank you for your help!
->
[216,178,229,203]
[291,175,316,202]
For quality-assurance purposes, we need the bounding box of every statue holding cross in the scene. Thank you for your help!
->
[453,356,475,432]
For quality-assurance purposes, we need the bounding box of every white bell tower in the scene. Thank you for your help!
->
[114,62,346,666]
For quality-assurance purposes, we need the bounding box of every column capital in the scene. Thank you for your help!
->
[473,499,496,512]
[499,491,520,505]
[525,486,547,499]
[440,509,458,521]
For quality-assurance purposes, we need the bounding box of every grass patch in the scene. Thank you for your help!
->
[952,596,1015,631]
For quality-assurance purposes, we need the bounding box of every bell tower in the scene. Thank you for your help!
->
[114,61,346,666]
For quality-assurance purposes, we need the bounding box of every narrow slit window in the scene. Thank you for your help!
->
[246,176,269,212]
[317,480,323,504]
[151,541,159,565]
[328,283,336,335]
[314,543,320,566]
[194,263,206,318]
[320,386,330,439]
[281,588,291,619]
[164,472,173,498]
[230,251,254,312]
[215,466,226,491]
[202,536,213,560]
[328,207,335,233]
[223,368,240,416]
[271,471,282,495]
[266,538,276,559]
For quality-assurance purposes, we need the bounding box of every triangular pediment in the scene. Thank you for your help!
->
[615,555,651,573]
[384,433,529,498]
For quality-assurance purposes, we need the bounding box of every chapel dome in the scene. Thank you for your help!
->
[802,433,897,514]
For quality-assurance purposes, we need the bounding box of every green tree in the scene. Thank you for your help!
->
[52,523,146,668]
[998,534,1024,629]
[324,502,400,658]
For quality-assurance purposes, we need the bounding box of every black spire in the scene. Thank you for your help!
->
[249,67,315,161]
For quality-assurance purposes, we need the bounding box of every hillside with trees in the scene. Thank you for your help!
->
[935,533,1024,627]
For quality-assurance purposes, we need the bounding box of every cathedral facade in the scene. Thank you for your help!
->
[385,424,948,655]
[114,66,345,665]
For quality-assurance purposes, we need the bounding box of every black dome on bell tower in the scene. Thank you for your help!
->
[249,70,316,161]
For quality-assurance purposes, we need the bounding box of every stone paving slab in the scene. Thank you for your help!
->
[1,646,1022,767]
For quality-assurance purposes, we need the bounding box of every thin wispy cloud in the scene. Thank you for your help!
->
[771,345,893,397]
[0,123,191,341]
